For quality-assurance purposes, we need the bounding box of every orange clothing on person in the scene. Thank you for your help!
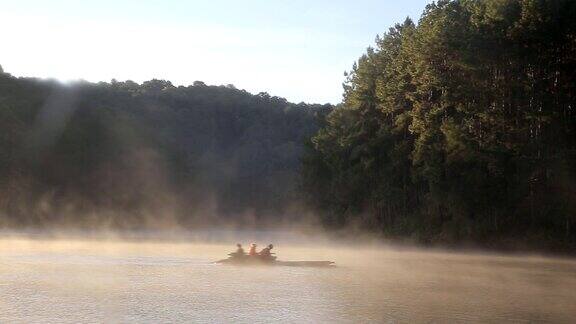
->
[248,245,257,256]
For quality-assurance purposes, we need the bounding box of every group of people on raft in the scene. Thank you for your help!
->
[230,243,275,261]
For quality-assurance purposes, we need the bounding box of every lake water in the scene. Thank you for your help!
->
[1,232,575,323]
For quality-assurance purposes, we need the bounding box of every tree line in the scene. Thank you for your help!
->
[302,0,576,251]
[1,0,575,252]
[0,69,331,228]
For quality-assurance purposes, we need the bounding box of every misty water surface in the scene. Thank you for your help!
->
[1,231,575,323]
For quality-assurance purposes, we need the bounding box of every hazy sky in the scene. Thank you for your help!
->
[0,0,432,104]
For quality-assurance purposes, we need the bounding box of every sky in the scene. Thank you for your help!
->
[0,0,432,104]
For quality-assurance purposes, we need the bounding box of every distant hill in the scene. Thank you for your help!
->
[0,69,331,228]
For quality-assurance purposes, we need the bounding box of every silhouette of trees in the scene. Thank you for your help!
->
[0,72,330,227]
[303,0,576,251]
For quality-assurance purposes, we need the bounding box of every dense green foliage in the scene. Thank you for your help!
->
[0,70,330,227]
[303,0,576,250]
[1,1,575,252]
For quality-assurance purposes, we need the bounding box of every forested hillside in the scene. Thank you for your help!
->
[0,69,330,228]
[1,0,575,252]
[302,0,576,251]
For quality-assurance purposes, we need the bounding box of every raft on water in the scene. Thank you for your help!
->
[216,254,335,267]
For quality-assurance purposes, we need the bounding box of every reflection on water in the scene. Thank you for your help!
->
[1,234,575,323]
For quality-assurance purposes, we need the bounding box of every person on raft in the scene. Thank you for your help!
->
[259,244,274,259]
[248,243,258,256]
[229,243,245,258]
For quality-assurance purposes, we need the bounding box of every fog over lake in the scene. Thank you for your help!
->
[1,231,575,323]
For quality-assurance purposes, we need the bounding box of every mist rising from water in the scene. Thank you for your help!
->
[1,230,575,322]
